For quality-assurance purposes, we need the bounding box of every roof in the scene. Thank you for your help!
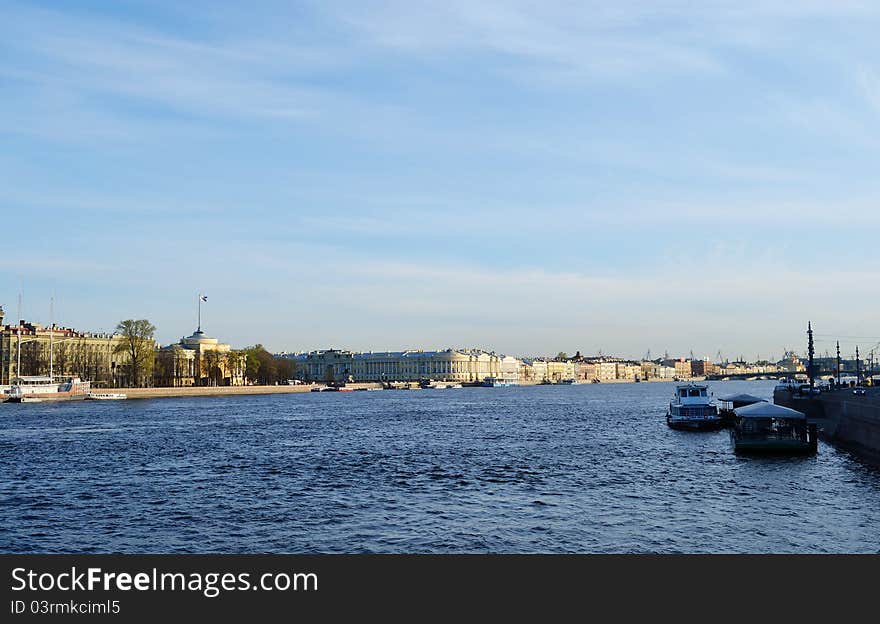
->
[734,402,806,420]
[718,393,766,404]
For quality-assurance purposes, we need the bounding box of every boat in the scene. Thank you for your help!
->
[717,393,766,426]
[86,392,127,400]
[7,376,91,403]
[557,378,578,385]
[730,402,817,455]
[666,383,722,430]
[480,377,515,387]
[20,396,44,403]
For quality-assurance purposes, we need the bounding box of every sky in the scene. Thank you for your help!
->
[1,1,879,360]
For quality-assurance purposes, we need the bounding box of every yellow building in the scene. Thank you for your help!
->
[0,307,131,386]
[155,329,245,387]
[291,349,504,383]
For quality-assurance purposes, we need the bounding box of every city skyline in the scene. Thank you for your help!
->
[1,296,872,365]
[2,2,879,357]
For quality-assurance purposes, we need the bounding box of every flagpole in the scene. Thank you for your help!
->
[49,296,54,381]
[198,293,201,333]
[16,292,21,380]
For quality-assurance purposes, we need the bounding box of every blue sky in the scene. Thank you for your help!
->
[1,1,878,360]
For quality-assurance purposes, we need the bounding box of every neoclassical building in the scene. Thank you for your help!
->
[289,348,508,383]
[155,328,245,387]
[0,306,132,386]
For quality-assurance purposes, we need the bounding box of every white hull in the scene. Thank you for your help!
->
[9,377,91,402]
[86,393,127,400]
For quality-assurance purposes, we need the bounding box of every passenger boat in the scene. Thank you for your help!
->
[666,383,722,430]
[480,377,515,387]
[557,378,578,385]
[7,376,90,403]
[717,393,766,426]
[730,402,817,455]
[86,392,127,400]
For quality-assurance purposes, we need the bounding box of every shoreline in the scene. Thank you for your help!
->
[1,377,742,404]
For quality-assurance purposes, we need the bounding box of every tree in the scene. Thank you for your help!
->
[556,352,568,361]
[114,319,156,388]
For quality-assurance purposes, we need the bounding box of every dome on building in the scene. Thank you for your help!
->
[182,329,220,348]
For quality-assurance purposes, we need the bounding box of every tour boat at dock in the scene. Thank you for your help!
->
[666,383,722,430]
[7,376,91,403]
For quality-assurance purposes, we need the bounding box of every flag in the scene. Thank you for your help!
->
[200,295,208,302]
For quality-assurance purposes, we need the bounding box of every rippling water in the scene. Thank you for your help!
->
[2,380,879,553]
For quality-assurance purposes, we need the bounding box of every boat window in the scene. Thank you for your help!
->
[679,390,687,397]
[700,389,707,397]
[688,389,701,397]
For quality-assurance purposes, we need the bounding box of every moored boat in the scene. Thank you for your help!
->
[480,377,516,387]
[730,402,817,455]
[666,383,722,430]
[7,376,90,403]
[86,392,127,400]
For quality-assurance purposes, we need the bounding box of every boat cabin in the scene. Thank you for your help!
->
[674,384,712,404]
[11,376,56,386]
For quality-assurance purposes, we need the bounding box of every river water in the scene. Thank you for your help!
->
[2,380,878,553]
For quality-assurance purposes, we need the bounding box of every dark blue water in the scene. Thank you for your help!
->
[2,380,879,553]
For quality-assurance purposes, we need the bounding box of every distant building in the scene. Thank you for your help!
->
[674,359,693,379]
[155,328,245,387]
[0,306,130,386]
[288,348,505,383]
[690,360,716,377]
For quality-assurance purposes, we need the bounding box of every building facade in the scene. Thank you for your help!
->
[155,329,245,387]
[289,349,506,383]
[0,307,131,386]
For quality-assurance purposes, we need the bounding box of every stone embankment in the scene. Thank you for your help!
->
[115,383,383,399]
[775,386,880,466]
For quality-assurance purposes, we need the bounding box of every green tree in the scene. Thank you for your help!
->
[556,352,568,361]
[114,319,156,388]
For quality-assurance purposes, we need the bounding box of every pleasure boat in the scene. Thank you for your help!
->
[7,376,91,403]
[480,377,515,387]
[85,392,128,400]
[666,383,722,430]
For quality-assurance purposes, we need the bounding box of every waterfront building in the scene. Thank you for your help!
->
[691,360,716,377]
[289,348,505,383]
[0,307,131,386]
[596,361,619,382]
[675,359,693,379]
[155,328,245,387]
[623,363,642,381]
[579,362,597,381]
[519,360,537,383]
[500,355,522,384]
[641,361,660,380]
[659,365,677,379]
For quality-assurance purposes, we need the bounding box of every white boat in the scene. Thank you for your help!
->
[8,376,91,403]
[480,377,517,387]
[557,378,578,385]
[20,396,44,403]
[86,392,127,400]
[666,383,722,430]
